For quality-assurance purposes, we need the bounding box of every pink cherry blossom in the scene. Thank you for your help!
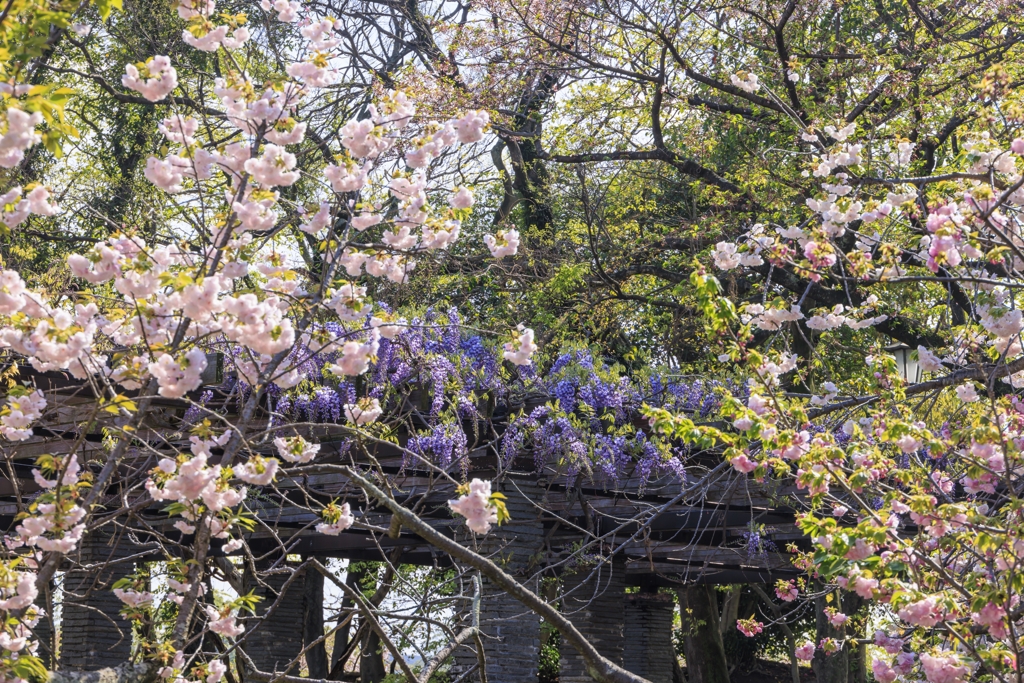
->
[503,327,537,366]
[852,575,878,599]
[872,658,897,683]
[316,502,355,535]
[148,349,207,399]
[1,184,58,228]
[736,618,762,637]
[176,0,214,19]
[730,453,757,473]
[114,588,154,608]
[955,383,978,402]
[344,397,383,426]
[895,652,916,675]
[896,433,921,453]
[920,652,970,683]
[260,0,300,21]
[286,60,338,87]
[450,187,475,210]
[828,611,848,628]
[0,572,37,610]
[351,212,382,231]
[327,329,381,376]
[205,606,244,637]
[0,109,43,168]
[174,521,196,535]
[730,71,759,92]
[775,580,798,602]
[274,435,320,463]
[299,201,331,234]
[232,456,279,485]
[713,242,740,270]
[325,159,370,192]
[244,144,300,186]
[449,479,499,534]
[873,631,904,654]
[0,269,27,315]
[972,602,1007,638]
[453,110,489,143]
[484,229,520,258]
[266,120,306,145]
[122,56,178,102]
[732,416,754,431]
[421,220,461,250]
[1,390,45,441]
[340,118,391,158]
[795,642,816,661]
[844,538,876,561]
[207,660,227,683]
[898,596,944,627]
[144,155,189,193]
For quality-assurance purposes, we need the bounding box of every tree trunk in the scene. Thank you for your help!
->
[673,653,687,683]
[329,565,364,679]
[843,593,866,683]
[358,626,386,683]
[302,566,329,678]
[719,587,740,637]
[677,586,730,683]
[812,589,847,683]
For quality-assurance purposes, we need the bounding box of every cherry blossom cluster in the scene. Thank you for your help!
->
[316,501,355,536]
[343,397,383,426]
[650,97,1024,681]
[0,390,45,441]
[0,562,44,683]
[0,451,88,555]
[502,326,538,366]
[145,430,248,552]
[484,228,521,258]
[0,184,57,229]
[0,0,542,674]
[448,478,504,535]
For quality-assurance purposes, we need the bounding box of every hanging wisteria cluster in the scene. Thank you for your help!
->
[255,317,731,487]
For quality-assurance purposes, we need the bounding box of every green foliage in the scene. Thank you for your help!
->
[538,621,560,683]
[9,654,48,683]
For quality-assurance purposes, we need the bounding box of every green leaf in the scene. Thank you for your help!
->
[11,655,48,683]
[95,0,122,20]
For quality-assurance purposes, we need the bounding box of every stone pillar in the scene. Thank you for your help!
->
[451,481,546,683]
[32,581,55,668]
[624,592,675,683]
[59,529,134,670]
[559,555,627,683]
[243,566,305,674]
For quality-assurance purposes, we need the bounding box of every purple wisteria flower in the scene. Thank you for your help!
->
[215,310,717,485]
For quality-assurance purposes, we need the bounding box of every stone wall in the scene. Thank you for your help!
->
[243,565,306,674]
[559,555,627,683]
[624,592,675,683]
[451,480,546,683]
[59,529,135,670]
[34,583,55,668]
